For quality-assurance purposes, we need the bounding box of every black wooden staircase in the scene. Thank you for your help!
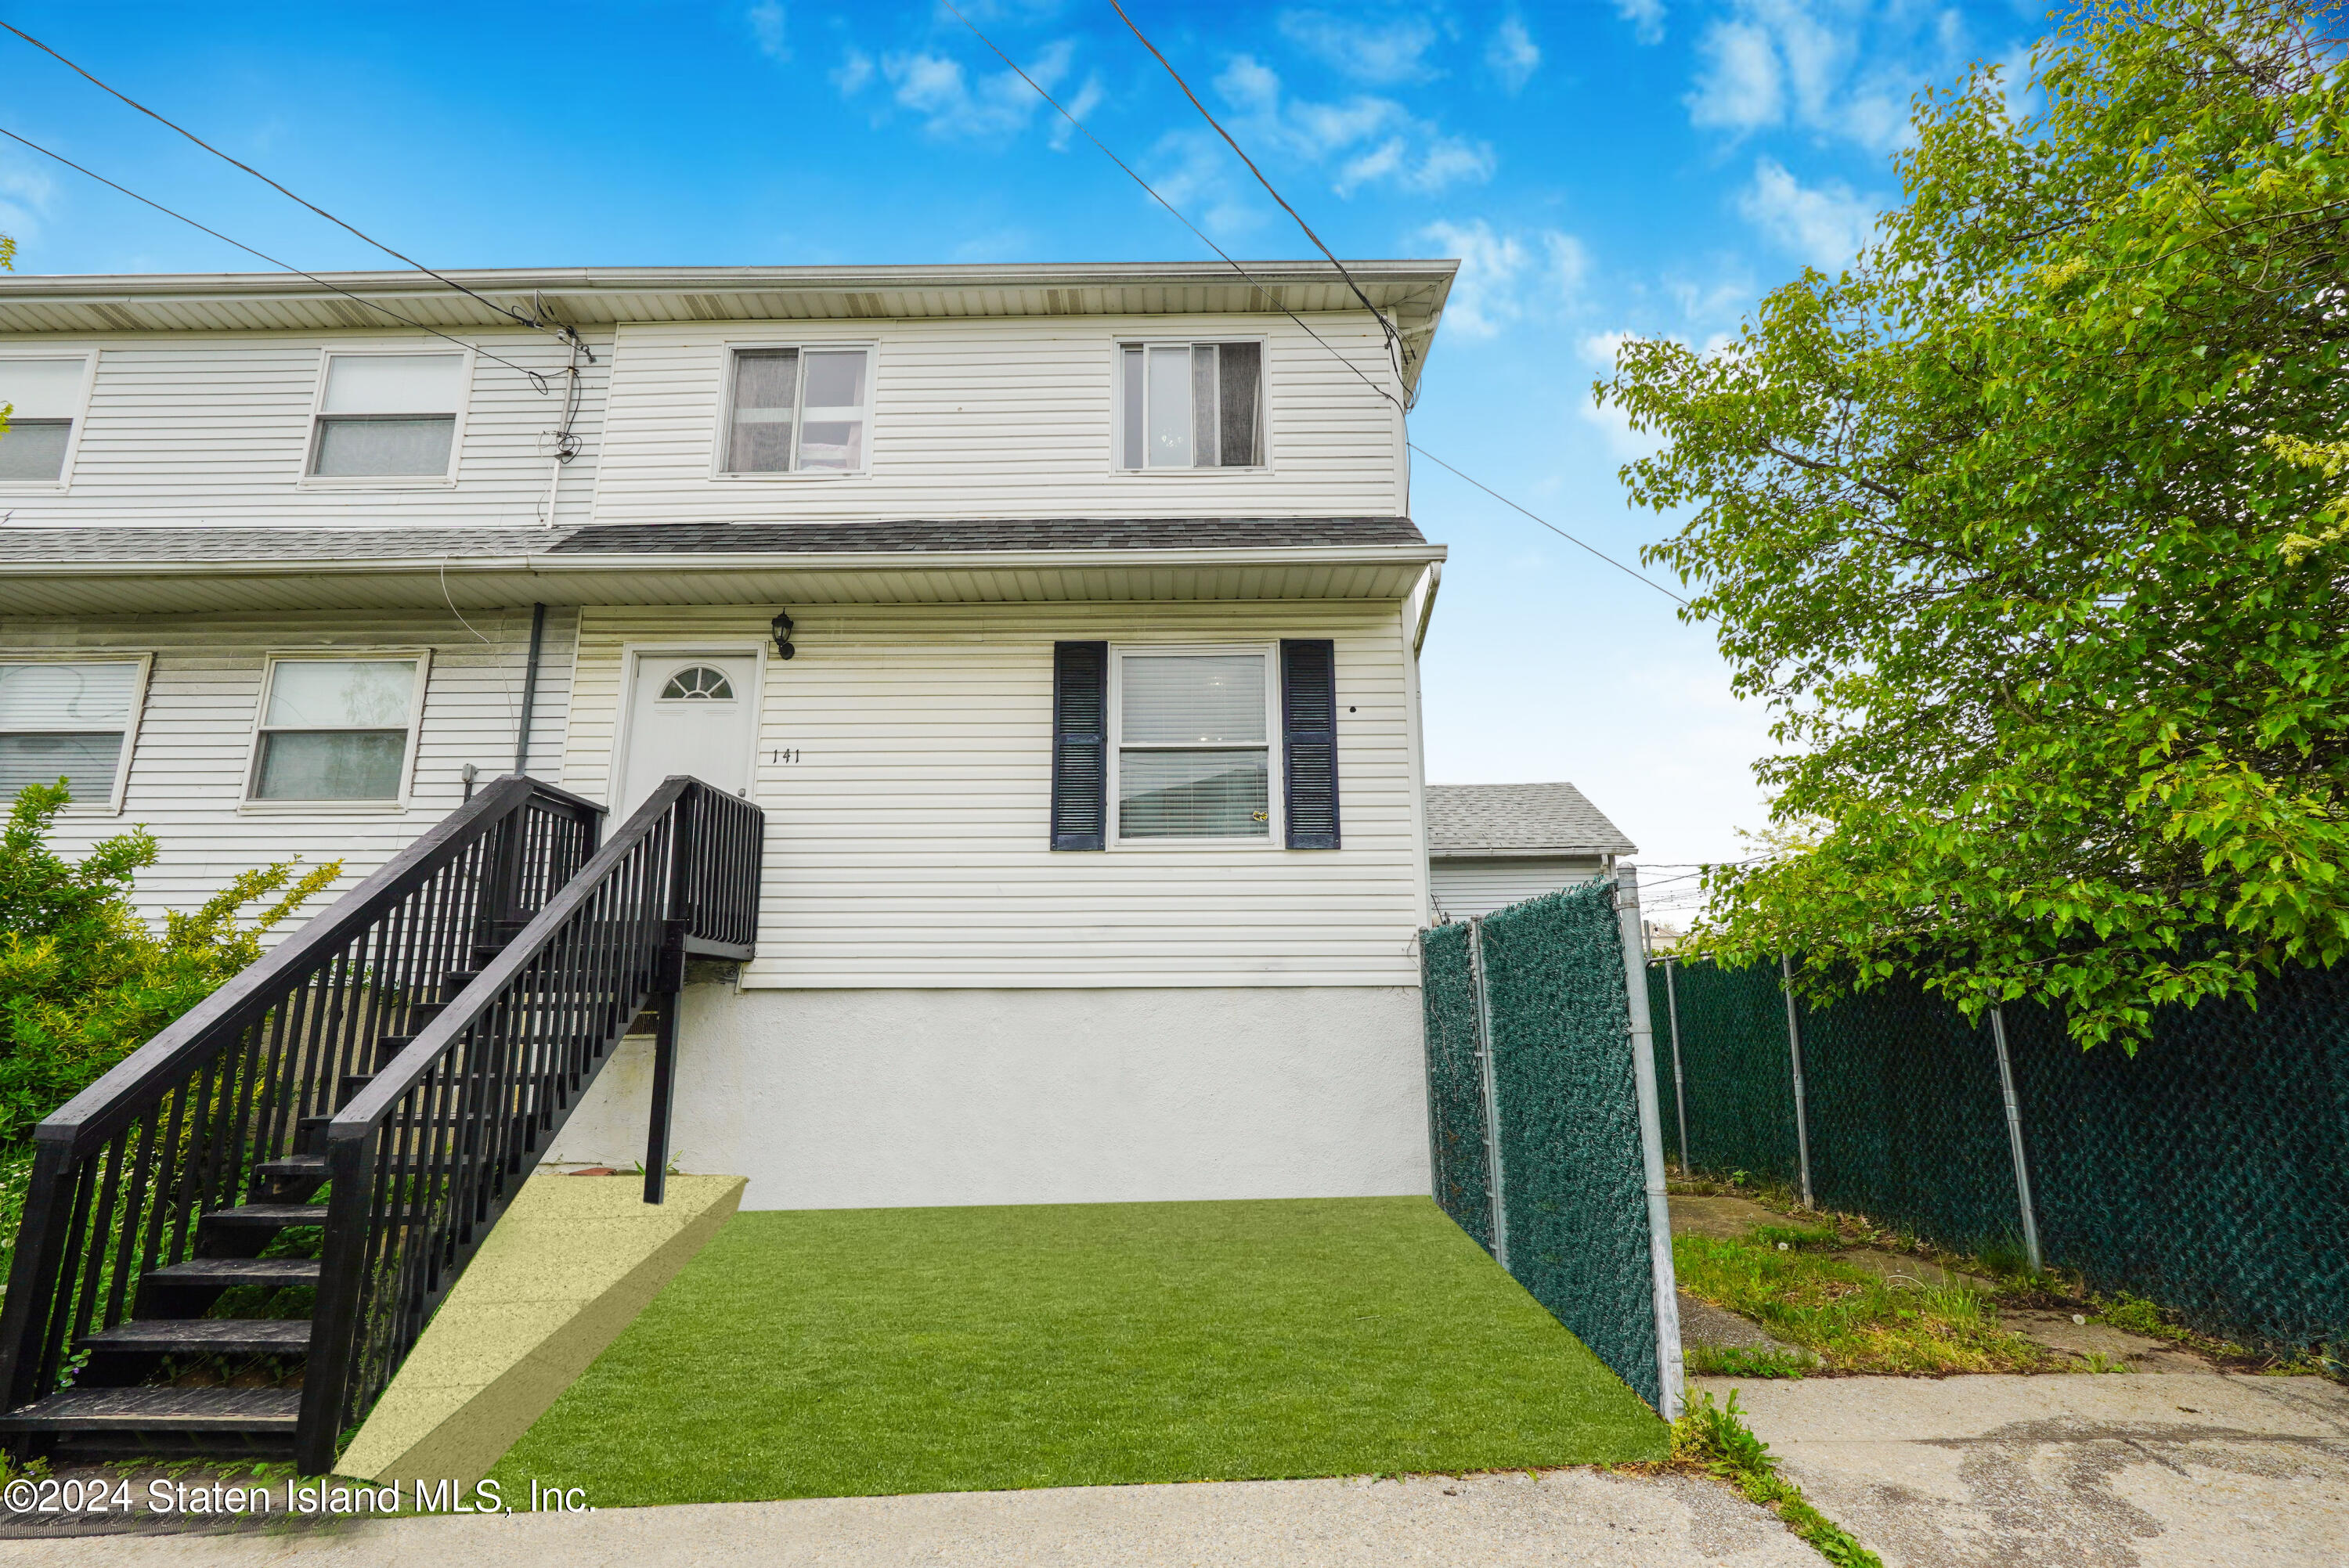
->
[0,774,762,1473]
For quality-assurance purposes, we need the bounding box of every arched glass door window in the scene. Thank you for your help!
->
[659,665,736,701]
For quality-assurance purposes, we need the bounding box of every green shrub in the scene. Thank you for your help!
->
[0,781,340,1144]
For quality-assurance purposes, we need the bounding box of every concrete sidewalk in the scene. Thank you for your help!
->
[1704,1372,2349,1568]
[0,1469,1817,1567]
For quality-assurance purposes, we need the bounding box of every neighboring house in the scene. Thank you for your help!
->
[0,261,1454,1213]
[1425,781,1636,921]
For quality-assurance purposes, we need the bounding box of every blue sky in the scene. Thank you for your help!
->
[0,0,2049,911]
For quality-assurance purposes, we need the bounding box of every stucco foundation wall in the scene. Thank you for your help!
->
[547,985,1429,1210]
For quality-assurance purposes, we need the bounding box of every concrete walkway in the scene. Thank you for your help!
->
[0,1469,1818,1566]
[1705,1372,2349,1568]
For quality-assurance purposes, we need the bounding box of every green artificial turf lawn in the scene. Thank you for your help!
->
[489,1195,1665,1505]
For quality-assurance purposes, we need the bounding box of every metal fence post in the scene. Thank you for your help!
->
[1663,955,1690,1173]
[1615,871,1685,1419]
[1989,1005,2044,1274]
[1780,953,1815,1209]
[1466,917,1509,1272]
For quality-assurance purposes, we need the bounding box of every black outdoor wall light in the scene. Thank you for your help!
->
[770,611,796,661]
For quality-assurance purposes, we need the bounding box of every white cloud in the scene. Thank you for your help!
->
[1686,0,1976,153]
[1579,388,1668,461]
[1277,12,1439,83]
[1050,74,1106,151]
[1218,56,1493,197]
[1418,219,1589,337]
[1146,129,1269,240]
[1615,0,1666,46]
[1580,330,1637,369]
[831,47,875,96]
[881,39,1074,140]
[1486,16,1541,91]
[0,160,56,242]
[1737,157,1876,268]
[748,1,788,62]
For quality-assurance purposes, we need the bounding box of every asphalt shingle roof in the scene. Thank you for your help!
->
[1425,782,1636,857]
[0,517,1427,563]
[547,517,1427,553]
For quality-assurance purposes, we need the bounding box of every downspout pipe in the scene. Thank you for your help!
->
[514,602,547,776]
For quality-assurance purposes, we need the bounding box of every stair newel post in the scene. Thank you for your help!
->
[644,787,696,1207]
[298,1126,375,1476]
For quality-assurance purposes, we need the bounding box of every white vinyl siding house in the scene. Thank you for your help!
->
[0,261,1455,1212]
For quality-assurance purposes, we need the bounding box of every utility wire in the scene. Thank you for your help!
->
[0,124,554,390]
[940,2,1689,608]
[1104,0,1408,391]
[0,18,579,348]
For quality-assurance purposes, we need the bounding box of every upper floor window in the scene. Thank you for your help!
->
[309,352,467,481]
[1118,341,1262,470]
[0,658,147,812]
[247,655,424,802]
[723,345,872,475]
[0,356,92,485]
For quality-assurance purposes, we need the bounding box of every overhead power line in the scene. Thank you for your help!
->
[936,1,1688,608]
[0,18,582,350]
[0,124,557,390]
[1104,0,1409,394]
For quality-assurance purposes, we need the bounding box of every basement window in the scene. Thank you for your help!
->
[308,352,467,481]
[722,345,873,474]
[0,659,147,811]
[1117,341,1263,470]
[247,656,424,802]
[0,356,92,485]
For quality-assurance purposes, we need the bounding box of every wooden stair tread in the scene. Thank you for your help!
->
[202,1204,329,1228]
[0,1386,300,1433]
[146,1257,319,1286]
[81,1319,310,1354]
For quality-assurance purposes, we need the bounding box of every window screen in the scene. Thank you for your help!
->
[311,354,463,478]
[1118,342,1261,469]
[250,658,418,801]
[1115,651,1271,839]
[726,347,871,474]
[0,358,89,483]
[0,661,139,804]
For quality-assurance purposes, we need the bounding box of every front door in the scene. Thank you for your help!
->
[618,652,758,815]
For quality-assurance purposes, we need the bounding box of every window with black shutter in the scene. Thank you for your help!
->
[1049,642,1108,849]
[1280,639,1340,849]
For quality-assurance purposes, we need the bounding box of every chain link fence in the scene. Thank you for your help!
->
[1421,881,1682,1415]
[1653,956,2349,1354]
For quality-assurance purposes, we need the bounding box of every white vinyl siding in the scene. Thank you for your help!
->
[0,332,611,528]
[561,602,1421,988]
[0,607,577,921]
[590,312,1402,523]
[1430,856,1608,921]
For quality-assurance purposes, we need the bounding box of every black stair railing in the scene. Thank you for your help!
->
[0,776,604,1424]
[298,777,762,1472]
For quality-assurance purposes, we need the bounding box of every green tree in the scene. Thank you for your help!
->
[0,783,339,1141]
[1598,0,2349,1047]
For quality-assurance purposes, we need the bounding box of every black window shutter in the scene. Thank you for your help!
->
[1051,641,1109,850]
[1280,639,1340,849]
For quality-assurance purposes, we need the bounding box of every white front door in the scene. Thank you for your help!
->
[618,652,759,815]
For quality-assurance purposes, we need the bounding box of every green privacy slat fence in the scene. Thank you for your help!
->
[1420,921,1493,1253]
[1655,957,2349,1353]
[1421,883,1676,1412]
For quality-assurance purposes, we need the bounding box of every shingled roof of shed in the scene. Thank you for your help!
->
[1424,782,1636,858]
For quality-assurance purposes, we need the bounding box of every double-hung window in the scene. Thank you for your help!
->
[1111,647,1276,842]
[1117,341,1263,470]
[247,656,425,803]
[0,658,148,810]
[0,356,92,485]
[308,352,467,481]
[722,345,873,474]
